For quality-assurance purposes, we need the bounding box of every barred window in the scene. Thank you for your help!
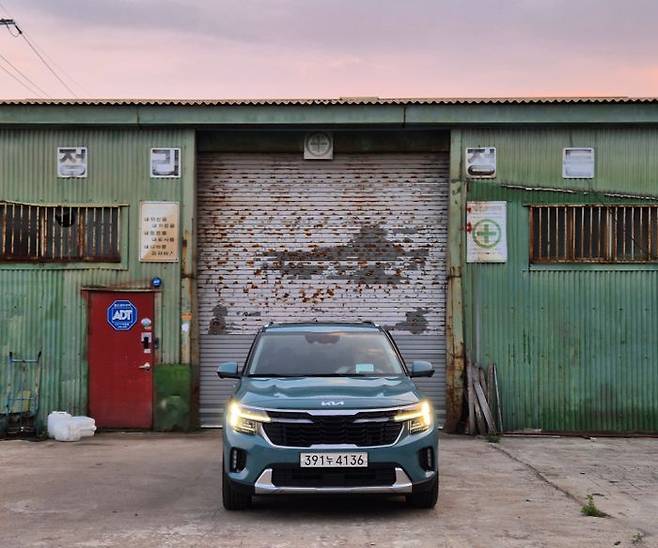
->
[0,203,120,262]
[530,205,658,263]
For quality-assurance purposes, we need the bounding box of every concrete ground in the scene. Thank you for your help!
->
[0,432,654,548]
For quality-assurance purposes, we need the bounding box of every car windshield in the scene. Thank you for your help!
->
[246,329,405,377]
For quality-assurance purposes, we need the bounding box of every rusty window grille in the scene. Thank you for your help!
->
[0,203,121,262]
[530,205,658,263]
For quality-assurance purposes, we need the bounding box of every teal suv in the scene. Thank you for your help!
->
[217,322,439,510]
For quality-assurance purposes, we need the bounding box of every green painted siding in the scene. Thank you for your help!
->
[461,127,658,196]
[461,128,658,432]
[0,128,195,429]
[3,101,658,127]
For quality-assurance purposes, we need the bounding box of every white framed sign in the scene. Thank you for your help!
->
[467,201,507,263]
[57,147,87,178]
[150,148,181,178]
[465,147,496,178]
[563,147,594,178]
[139,201,180,262]
[304,132,333,160]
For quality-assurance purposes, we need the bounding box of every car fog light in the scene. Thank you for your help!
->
[419,447,435,471]
[230,447,247,472]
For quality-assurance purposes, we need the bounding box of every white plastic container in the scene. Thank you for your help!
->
[47,411,71,439]
[71,416,96,437]
[52,420,81,442]
[47,412,96,441]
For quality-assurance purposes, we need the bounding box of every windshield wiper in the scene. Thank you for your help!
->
[245,374,302,378]
[292,373,376,377]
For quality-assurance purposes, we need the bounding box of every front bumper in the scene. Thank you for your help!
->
[254,466,414,495]
[223,420,438,495]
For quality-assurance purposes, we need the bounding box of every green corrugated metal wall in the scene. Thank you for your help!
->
[0,128,195,428]
[460,127,658,432]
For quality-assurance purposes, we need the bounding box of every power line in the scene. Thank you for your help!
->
[20,32,78,97]
[0,3,87,95]
[20,29,86,95]
[1,17,78,97]
[0,52,50,97]
[0,56,40,96]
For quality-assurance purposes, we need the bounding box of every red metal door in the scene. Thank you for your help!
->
[88,291,155,428]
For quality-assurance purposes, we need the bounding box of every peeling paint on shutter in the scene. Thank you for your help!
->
[198,152,449,426]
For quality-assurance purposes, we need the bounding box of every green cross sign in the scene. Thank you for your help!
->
[473,219,502,248]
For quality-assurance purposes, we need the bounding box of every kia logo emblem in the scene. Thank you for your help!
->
[321,400,344,407]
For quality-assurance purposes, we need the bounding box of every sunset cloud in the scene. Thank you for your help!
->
[0,0,656,99]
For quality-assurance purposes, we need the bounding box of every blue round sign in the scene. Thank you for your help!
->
[107,300,138,331]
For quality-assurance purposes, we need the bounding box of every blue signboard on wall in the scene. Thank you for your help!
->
[107,300,138,331]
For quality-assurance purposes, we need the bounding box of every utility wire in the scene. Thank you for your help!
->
[20,29,86,95]
[1,8,80,97]
[20,32,78,97]
[0,56,40,95]
[0,52,50,97]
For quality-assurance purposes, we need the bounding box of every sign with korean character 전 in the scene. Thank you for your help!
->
[467,201,507,263]
[140,201,179,262]
[150,148,181,178]
[57,147,87,178]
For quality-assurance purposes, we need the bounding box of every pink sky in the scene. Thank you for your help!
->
[0,0,657,100]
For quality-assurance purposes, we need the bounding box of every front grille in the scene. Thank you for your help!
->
[262,410,402,447]
[271,463,397,488]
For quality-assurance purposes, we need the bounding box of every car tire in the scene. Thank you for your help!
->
[222,461,252,511]
[406,475,439,509]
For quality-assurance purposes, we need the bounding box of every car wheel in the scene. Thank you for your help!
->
[222,461,252,511]
[406,475,439,509]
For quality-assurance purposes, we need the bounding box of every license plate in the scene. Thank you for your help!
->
[300,452,368,468]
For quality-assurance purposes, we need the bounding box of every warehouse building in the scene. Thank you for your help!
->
[1,97,658,434]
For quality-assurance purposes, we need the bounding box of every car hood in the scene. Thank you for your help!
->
[234,376,421,410]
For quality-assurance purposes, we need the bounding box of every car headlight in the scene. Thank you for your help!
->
[394,400,433,434]
[226,401,271,435]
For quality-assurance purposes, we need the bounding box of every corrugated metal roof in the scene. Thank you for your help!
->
[1,96,658,107]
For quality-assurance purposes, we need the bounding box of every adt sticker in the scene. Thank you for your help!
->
[107,300,138,331]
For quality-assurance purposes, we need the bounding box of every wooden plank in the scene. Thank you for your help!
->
[467,363,476,435]
[493,363,504,432]
[474,378,496,433]
[487,363,494,406]
[479,367,488,399]
[472,366,486,434]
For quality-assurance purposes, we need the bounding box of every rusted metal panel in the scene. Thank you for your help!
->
[529,204,658,263]
[197,152,449,425]
[0,127,195,430]
[464,179,658,432]
[445,129,466,432]
[0,202,120,262]
[460,127,658,198]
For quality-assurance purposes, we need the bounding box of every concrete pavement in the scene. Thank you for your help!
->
[0,432,653,547]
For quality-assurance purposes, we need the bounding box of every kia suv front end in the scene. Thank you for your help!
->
[217,322,439,510]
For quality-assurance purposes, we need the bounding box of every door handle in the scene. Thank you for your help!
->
[138,362,151,371]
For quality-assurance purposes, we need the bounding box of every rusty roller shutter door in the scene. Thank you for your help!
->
[198,152,449,427]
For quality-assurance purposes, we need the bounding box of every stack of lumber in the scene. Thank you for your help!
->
[467,363,503,435]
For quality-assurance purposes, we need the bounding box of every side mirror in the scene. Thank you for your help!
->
[409,360,434,378]
[217,361,240,379]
